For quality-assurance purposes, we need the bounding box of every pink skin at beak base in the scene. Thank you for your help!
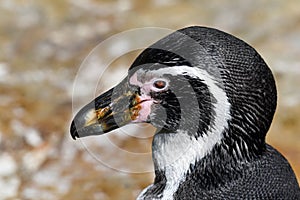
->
[132,97,153,123]
[129,72,154,123]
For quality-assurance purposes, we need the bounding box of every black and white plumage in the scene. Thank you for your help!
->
[70,26,300,199]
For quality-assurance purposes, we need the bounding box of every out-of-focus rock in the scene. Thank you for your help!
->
[0,153,20,199]
[0,153,17,176]
[22,144,50,173]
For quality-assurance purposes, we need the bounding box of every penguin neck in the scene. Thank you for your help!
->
[142,128,264,200]
[148,128,224,199]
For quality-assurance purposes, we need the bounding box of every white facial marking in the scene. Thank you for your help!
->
[129,72,142,87]
[137,66,231,200]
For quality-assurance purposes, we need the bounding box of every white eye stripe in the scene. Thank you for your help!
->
[136,66,231,200]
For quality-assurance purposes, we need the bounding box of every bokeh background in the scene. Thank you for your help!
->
[0,0,299,199]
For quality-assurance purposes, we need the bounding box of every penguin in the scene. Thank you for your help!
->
[70,26,300,199]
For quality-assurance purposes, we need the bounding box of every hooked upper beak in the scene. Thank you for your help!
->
[70,81,150,140]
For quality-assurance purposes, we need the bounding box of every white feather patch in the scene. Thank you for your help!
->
[136,66,231,200]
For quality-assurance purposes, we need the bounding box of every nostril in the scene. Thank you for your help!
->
[136,87,141,96]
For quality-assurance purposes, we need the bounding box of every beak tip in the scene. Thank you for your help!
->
[70,120,79,140]
[69,86,135,139]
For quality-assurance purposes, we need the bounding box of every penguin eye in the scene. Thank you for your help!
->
[153,80,167,89]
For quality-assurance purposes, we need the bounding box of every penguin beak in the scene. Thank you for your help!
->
[70,79,150,140]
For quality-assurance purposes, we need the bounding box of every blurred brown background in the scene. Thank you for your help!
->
[0,0,299,199]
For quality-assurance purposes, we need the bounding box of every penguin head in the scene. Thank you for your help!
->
[126,60,215,136]
[70,26,277,160]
